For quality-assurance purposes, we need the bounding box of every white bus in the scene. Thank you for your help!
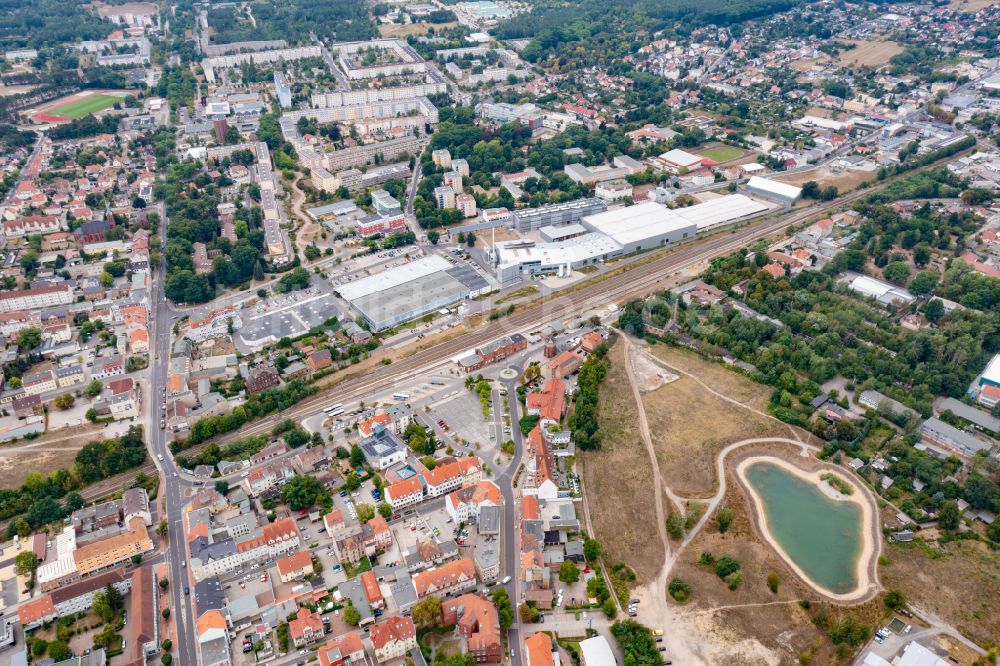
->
[324,403,344,414]
[327,408,345,418]
[392,392,410,401]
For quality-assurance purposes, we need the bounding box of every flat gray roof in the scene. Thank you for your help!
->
[350,271,470,330]
[939,398,1000,432]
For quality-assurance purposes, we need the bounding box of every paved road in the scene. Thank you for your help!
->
[1,134,44,207]
[150,200,200,666]
[497,367,525,666]
[58,146,973,504]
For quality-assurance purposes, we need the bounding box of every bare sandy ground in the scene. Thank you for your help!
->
[630,344,679,392]
[735,455,878,602]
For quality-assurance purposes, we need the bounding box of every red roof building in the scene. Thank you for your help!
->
[370,615,417,663]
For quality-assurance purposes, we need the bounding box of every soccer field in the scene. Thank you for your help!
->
[699,146,744,162]
[52,94,120,119]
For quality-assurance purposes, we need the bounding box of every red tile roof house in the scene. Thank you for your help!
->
[524,632,555,666]
[307,348,333,371]
[525,378,566,423]
[760,263,786,279]
[290,608,325,647]
[370,615,417,663]
[318,631,366,666]
[18,595,56,629]
[412,557,477,598]
[360,569,385,609]
[277,550,314,583]
[441,593,502,663]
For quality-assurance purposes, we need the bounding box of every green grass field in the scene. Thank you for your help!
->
[699,146,744,162]
[52,94,120,118]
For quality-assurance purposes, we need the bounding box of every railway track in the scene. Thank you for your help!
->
[202,185,874,446]
[84,152,968,497]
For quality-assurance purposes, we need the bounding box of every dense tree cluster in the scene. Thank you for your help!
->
[0,427,145,533]
[281,475,332,511]
[175,434,269,470]
[0,0,111,50]
[683,252,1000,417]
[47,114,121,141]
[74,426,148,484]
[162,160,270,303]
[170,381,318,454]
[568,355,608,450]
[610,620,664,666]
[494,0,801,68]
[205,0,375,44]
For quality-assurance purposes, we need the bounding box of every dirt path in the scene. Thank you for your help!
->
[617,337,846,663]
[679,437,814,550]
[0,428,100,450]
[619,334,692,655]
[675,599,804,616]
[288,177,322,259]
[642,345,807,446]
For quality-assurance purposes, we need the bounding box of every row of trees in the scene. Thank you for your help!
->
[0,426,146,533]
[170,381,318,454]
[567,347,609,450]
[175,434,269,470]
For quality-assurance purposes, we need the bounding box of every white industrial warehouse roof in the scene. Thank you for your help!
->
[338,254,452,301]
[981,353,1000,386]
[659,148,703,167]
[747,176,803,200]
[896,642,950,666]
[582,195,769,246]
[849,275,898,298]
[582,201,695,247]
[848,275,914,303]
[495,233,622,267]
[675,194,769,229]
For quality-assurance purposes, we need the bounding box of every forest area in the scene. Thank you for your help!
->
[494,0,803,66]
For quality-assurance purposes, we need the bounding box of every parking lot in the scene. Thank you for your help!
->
[238,289,341,349]
[427,391,493,446]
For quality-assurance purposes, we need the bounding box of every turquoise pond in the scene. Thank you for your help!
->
[744,462,863,594]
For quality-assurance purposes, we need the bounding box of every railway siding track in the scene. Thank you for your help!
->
[80,152,973,499]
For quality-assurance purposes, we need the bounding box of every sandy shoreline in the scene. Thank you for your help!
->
[736,455,879,603]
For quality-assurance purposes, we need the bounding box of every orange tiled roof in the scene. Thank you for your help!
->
[369,615,415,650]
[387,476,423,499]
[525,632,555,666]
[521,495,539,520]
[197,609,227,636]
[277,550,312,576]
[18,595,55,625]
[412,557,475,597]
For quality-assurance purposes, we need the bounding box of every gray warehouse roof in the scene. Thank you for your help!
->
[939,397,1000,433]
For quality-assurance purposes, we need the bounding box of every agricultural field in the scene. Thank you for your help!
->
[835,39,905,67]
[698,145,744,163]
[52,93,121,118]
[581,339,664,583]
[643,344,800,497]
